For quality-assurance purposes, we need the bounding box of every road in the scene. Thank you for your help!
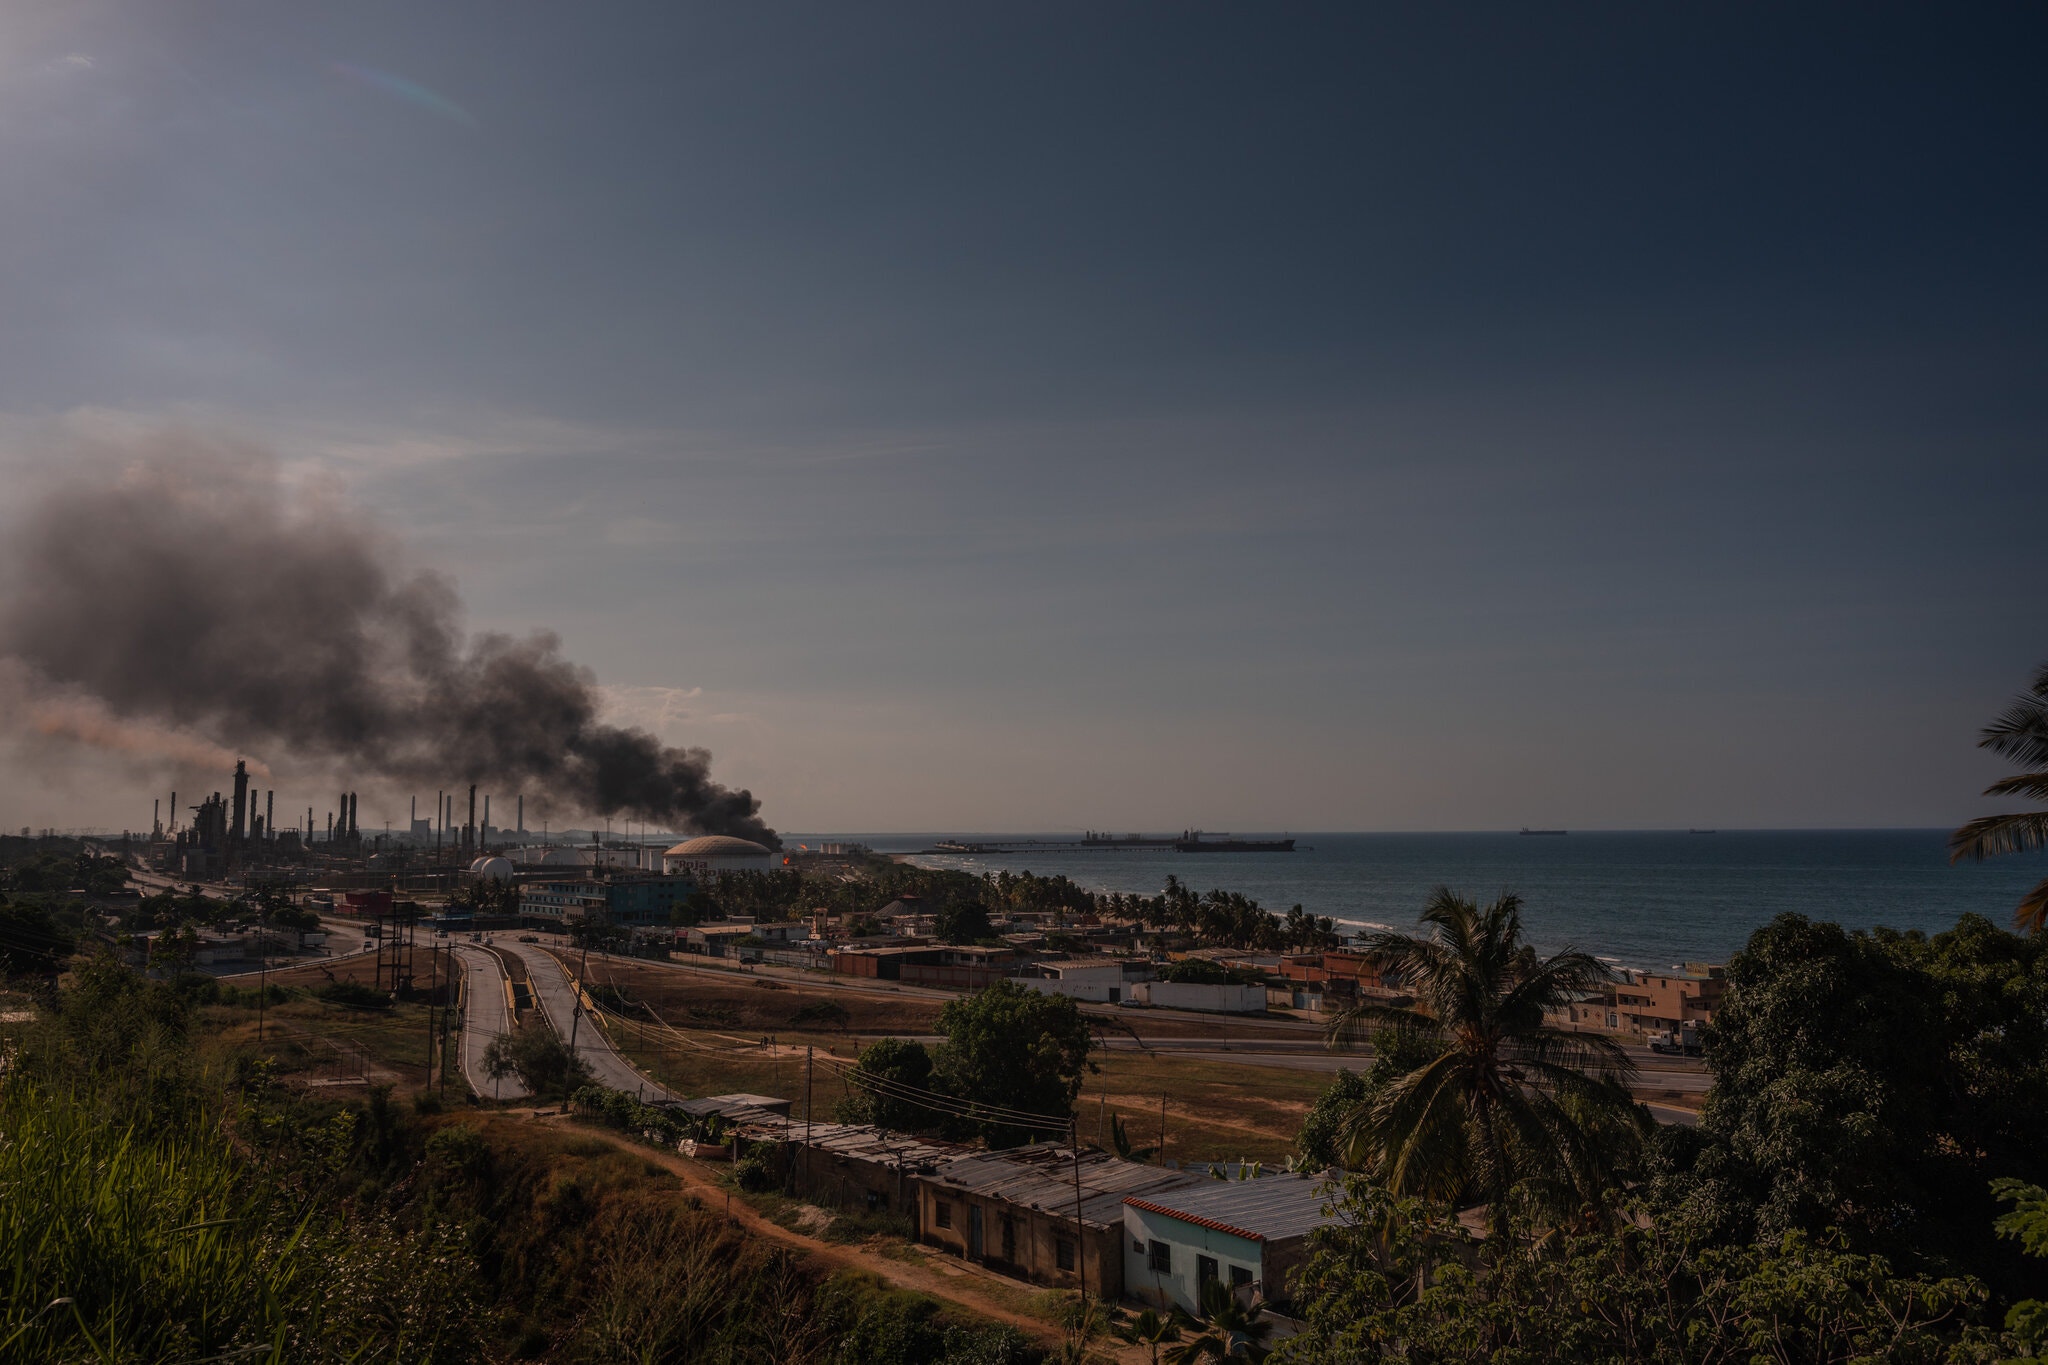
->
[453,944,531,1101]
[505,941,681,1102]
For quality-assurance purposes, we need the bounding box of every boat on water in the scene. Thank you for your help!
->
[1519,828,1567,836]
[1175,831,1296,853]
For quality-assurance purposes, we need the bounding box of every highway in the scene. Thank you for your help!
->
[505,941,680,1102]
[453,944,530,1101]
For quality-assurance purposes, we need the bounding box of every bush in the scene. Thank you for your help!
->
[316,980,391,1009]
[733,1150,774,1192]
[790,999,851,1029]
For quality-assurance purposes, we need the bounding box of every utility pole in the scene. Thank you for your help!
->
[1160,1093,1167,1163]
[1071,1118,1088,1312]
[426,936,438,1088]
[804,1045,815,1196]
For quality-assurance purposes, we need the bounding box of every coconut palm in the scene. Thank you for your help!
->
[1950,661,2048,934]
[1165,1281,1271,1362]
[1324,888,1646,1222]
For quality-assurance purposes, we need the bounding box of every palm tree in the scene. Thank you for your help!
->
[1325,888,1646,1223]
[1950,661,2048,934]
[1165,1282,1271,1362]
[1117,1307,1181,1365]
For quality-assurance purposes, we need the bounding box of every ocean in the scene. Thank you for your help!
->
[786,830,2048,970]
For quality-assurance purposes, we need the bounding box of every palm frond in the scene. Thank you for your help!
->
[1323,1000,1434,1050]
[1983,772,2048,802]
[2016,874,2048,936]
[1352,1050,1472,1201]
[1949,811,2048,862]
[1979,675,2048,769]
[1501,1028,1638,1087]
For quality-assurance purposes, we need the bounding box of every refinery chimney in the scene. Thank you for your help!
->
[265,790,274,843]
[231,760,249,846]
[466,784,477,852]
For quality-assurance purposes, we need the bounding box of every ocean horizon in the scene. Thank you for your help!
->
[784,828,2047,970]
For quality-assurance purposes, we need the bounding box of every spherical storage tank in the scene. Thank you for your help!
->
[469,855,515,884]
[662,835,773,874]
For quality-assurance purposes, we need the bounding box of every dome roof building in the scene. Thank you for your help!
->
[663,834,775,873]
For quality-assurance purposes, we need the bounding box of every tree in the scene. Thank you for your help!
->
[835,1037,943,1131]
[1324,889,1644,1224]
[0,899,74,976]
[934,898,994,945]
[1654,913,2048,1293]
[1274,1175,2004,1365]
[1995,1179,2048,1363]
[483,1022,591,1100]
[1167,1281,1272,1362]
[1951,660,2048,933]
[931,980,1094,1147]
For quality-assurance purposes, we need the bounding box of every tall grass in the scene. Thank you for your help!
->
[0,1081,470,1364]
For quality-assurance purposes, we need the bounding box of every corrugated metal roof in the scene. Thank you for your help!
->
[1122,1172,1337,1244]
[784,1121,966,1169]
[925,1148,1206,1229]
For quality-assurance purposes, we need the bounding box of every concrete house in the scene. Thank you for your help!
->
[1122,1173,1335,1314]
[917,1147,1205,1299]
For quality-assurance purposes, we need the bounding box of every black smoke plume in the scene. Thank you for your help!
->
[0,437,778,847]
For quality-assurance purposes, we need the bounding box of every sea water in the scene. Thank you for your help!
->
[788,830,2048,970]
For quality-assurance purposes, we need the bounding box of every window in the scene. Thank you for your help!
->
[1000,1216,1016,1262]
[1197,1255,1219,1290]
[1230,1265,1253,1291]
[935,1201,953,1230]
[865,1190,887,1212]
[1056,1237,1076,1272]
[1148,1240,1171,1273]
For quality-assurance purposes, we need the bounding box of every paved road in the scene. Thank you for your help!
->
[505,942,680,1102]
[453,944,531,1101]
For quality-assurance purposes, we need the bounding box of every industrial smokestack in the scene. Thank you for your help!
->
[169,791,175,835]
[517,794,523,838]
[349,792,358,839]
[153,798,160,839]
[265,790,274,843]
[0,441,777,846]
[482,794,490,847]
[231,759,249,846]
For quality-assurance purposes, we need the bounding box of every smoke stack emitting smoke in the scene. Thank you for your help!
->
[0,437,778,848]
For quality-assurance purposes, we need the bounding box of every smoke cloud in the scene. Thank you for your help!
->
[0,434,779,847]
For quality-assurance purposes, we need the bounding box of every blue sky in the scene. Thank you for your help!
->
[2,3,2044,832]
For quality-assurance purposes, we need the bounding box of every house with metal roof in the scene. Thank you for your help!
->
[1122,1172,1337,1314]
[916,1147,1209,1299]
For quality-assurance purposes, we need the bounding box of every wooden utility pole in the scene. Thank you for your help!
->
[1071,1118,1088,1312]
[803,1045,815,1197]
[1159,1093,1167,1162]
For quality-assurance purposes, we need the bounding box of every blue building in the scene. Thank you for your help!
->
[519,873,697,930]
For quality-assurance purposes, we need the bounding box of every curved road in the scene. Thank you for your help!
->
[453,944,531,1101]
[504,942,680,1102]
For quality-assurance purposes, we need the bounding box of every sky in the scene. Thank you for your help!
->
[0,2,2044,835]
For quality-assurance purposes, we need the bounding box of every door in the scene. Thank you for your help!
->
[968,1204,984,1259]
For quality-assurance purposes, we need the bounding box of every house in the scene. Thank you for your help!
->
[1550,964,1726,1038]
[780,1123,965,1218]
[830,943,1017,987]
[681,922,761,958]
[916,1147,1206,1299]
[1122,1172,1335,1314]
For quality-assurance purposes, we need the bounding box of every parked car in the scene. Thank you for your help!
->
[518,934,540,943]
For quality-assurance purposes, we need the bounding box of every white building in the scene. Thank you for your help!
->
[1122,1173,1334,1315]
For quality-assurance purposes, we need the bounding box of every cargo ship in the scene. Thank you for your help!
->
[1174,831,1296,853]
[1519,828,1567,836]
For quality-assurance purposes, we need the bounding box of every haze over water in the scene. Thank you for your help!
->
[812,830,2048,970]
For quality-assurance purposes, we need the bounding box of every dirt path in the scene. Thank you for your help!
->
[516,1111,1078,1350]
